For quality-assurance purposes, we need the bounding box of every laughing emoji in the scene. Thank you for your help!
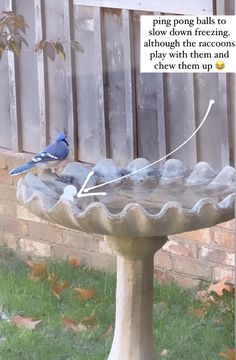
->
[215,60,225,70]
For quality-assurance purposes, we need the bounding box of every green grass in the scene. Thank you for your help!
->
[0,246,234,360]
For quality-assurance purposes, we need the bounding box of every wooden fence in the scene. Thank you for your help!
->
[0,0,235,170]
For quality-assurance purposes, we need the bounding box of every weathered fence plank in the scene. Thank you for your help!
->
[103,8,135,166]
[217,73,230,166]
[34,0,47,150]
[194,74,228,170]
[93,7,108,157]
[16,0,41,153]
[74,0,213,14]
[164,73,197,168]
[0,1,12,149]
[64,0,77,160]
[73,5,107,163]
[122,9,137,161]
[5,0,21,152]
[133,11,167,162]
[44,0,67,142]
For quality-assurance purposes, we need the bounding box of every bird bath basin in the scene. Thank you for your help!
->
[17,158,235,360]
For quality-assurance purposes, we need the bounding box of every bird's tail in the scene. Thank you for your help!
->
[9,161,36,176]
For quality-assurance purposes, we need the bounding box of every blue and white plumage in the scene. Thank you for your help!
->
[9,132,69,176]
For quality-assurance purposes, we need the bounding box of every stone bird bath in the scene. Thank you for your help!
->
[17,158,235,360]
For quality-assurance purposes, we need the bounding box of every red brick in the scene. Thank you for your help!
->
[154,250,172,270]
[212,266,235,282]
[80,250,116,271]
[0,202,16,217]
[99,239,115,255]
[28,223,62,244]
[213,228,234,249]
[154,268,172,284]
[0,184,17,202]
[7,153,32,170]
[17,205,46,223]
[52,245,116,271]
[177,228,212,244]
[4,231,18,250]
[0,169,13,185]
[173,256,211,279]
[0,215,28,236]
[62,230,101,252]
[217,220,235,231]
[52,245,81,260]
[200,246,234,267]
[20,238,51,257]
[163,238,197,258]
[0,150,12,170]
[169,272,201,288]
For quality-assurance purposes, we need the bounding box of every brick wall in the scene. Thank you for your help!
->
[0,149,235,287]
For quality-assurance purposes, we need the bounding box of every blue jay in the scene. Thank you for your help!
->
[9,132,69,176]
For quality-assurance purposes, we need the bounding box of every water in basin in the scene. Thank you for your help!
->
[93,180,233,214]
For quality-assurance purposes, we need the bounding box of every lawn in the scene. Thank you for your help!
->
[0,246,234,360]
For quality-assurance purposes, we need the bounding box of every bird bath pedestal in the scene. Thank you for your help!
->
[17,159,235,360]
[106,235,167,360]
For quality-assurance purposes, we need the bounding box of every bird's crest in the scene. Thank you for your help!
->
[54,132,66,142]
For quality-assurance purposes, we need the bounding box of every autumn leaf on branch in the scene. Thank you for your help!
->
[70,40,84,53]
[0,12,28,34]
[54,41,66,60]
[25,256,48,280]
[207,279,234,297]
[12,315,42,330]
[0,11,83,61]
[74,287,96,300]
[35,40,56,61]
[0,11,28,57]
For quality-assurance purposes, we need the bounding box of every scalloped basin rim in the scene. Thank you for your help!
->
[17,179,234,220]
[16,167,235,237]
[17,179,234,219]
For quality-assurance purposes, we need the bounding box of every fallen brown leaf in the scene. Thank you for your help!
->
[12,315,42,330]
[208,279,234,297]
[81,310,96,329]
[52,281,70,299]
[48,272,57,285]
[25,256,47,279]
[103,325,113,337]
[75,288,96,300]
[219,349,235,360]
[68,257,80,267]
[195,290,215,305]
[63,316,88,333]
[188,307,206,318]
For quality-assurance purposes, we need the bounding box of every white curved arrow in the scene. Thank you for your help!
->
[77,99,215,199]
